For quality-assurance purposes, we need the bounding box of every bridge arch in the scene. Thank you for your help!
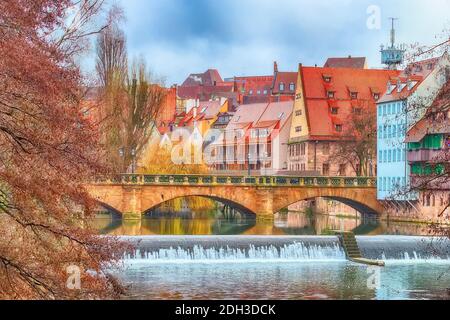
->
[88,175,384,219]
[142,195,256,216]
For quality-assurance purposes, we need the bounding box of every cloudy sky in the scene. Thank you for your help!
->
[93,0,450,84]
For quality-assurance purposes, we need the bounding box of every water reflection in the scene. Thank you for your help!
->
[92,208,437,236]
[118,262,450,300]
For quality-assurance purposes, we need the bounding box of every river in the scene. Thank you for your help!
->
[93,206,450,300]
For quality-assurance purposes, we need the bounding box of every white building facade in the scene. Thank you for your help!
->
[377,54,450,201]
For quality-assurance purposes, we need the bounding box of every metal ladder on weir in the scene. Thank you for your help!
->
[336,231,385,266]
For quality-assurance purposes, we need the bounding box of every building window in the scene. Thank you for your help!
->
[279,82,285,91]
[263,89,268,95]
[374,93,380,100]
[300,143,306,155]
[289,83,295,91]
[295,109,302,116]
[379,150,383,163]
[249,90,253,95]
[335,124,342,132]
[301,163,306,171]
[295,126,302,133]
[327,91,335,99]
[257,90,261,95]
[323,75,332,83]
[331,107,339,114]
[350,92,358,99]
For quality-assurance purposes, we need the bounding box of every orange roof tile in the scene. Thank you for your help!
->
[301,66,400,140]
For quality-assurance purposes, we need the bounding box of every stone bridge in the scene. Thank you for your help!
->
[87,174,383,220]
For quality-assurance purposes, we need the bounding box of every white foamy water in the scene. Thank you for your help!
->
[123,242,346,264]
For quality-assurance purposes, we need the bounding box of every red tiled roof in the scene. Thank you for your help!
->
[379,57,440,103]
[324,56,367,69]
[405,80,450,142]
[181,69,224,87]
[177,84,233,100]
[301,66,400,140]
[272,71,297,95]
[219,101,293,144]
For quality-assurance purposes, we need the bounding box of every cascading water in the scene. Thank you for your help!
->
[126,243,346,263]
[119,236,450,264]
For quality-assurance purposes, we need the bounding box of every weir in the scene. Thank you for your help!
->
[121,236,450,262]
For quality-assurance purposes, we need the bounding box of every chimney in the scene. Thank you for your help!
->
[274,61,278,73]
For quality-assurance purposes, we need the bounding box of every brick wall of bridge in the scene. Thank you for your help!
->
[87,184,383,220]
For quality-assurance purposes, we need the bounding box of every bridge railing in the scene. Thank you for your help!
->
[95,174,377,188]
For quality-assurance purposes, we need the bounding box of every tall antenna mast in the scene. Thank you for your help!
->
[381,18,405,70]
[389,17,399,48]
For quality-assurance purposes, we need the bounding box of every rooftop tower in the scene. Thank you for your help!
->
[380,18,405,70]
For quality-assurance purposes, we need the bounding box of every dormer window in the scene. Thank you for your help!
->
[331,107,339,115]
[350,92,358,99]
[323,74,332,83]
[407,80,417,91]
[387,82,395,95]
[289,83,295,91]
[279,82,285,91]
[335,124,343,132]
[373,93,380,100]
[327,91,335,99]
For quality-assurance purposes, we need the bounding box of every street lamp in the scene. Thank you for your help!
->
[131,147,136,174]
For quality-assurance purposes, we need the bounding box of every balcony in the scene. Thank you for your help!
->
[407,149,444,163]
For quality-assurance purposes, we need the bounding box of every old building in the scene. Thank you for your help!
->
[271,62,297,102]
[210,101,293,174]
[177,69,233,113]
[376,54,450,202]
[232,75,274,105]
[403,80,450,221]
[288,63,400,175]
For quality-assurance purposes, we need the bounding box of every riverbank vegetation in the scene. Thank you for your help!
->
[0,1,128,299]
